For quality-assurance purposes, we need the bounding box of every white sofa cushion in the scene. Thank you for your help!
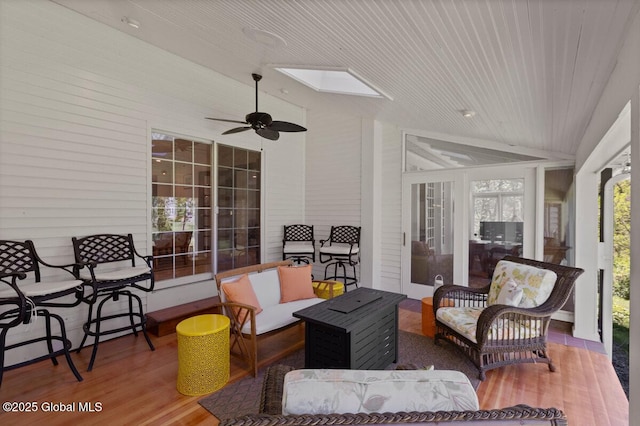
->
[248,269,281,308]
[282,369,479,415]
[241,297,324,335]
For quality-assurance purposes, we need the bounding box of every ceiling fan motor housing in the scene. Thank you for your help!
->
[246,112,272,129]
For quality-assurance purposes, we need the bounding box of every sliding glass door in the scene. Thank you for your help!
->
[402,165,535,298]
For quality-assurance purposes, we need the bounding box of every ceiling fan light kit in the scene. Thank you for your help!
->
[206,73,307,140]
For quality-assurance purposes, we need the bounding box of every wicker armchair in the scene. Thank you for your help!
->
[433,256,584,380]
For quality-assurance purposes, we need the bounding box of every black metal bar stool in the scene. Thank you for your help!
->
[282,224,316,265]
[0,240,84,387]
[319,226,361,291]
[72,234,154,371]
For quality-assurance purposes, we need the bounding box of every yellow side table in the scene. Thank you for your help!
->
[312,280,344,299]
[176,314,230,396]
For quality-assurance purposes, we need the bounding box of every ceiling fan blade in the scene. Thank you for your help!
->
[256,127,280,141]
[206,117,248,125]
[222,126,252,135]
[268,121,307,132]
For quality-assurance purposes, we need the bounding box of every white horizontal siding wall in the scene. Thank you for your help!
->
[0,0,304,364]
[263,130,307,262]
[380,123,403,293]
[305,110,362,281]
[304,114,404,292]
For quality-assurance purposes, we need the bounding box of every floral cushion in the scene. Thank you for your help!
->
[282,369,479,415]
[436,307,542,343]
[487,260,557,308]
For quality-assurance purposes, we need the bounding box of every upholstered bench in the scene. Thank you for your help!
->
[281,368,479,415]
[220,364,569,426]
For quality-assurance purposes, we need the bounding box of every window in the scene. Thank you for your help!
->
[471,179,524,240]
[151,132,212,281]
[216,144,261,272]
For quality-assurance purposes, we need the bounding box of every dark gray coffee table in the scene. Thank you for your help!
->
[292,287,407,369]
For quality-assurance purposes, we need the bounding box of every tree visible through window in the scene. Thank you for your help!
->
[151,132,212,281]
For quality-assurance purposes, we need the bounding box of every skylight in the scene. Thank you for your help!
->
[274,67,390,99]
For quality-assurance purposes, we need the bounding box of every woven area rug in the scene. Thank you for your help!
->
[198,330,480,420]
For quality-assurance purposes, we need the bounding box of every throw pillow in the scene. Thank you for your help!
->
[278,264,315,303]
[495,278,524,306]
[221,274,263,322]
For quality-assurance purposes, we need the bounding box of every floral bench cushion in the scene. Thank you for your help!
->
[281,369,479,415]
[436,307,542,343]
[487,260,557,308]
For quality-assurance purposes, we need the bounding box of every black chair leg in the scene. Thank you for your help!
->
[76,301,94,354]
[48,311,83,382]
[127,291,139,337]
[82,290,155,372]
[43,310,59,366]
[86,295,110,372]
[130,291,155,351]
[0,329,8,387]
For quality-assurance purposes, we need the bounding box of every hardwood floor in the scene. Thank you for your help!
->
[0,307,628,426]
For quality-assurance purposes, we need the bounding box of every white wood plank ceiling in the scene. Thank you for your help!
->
[51,0,639,155]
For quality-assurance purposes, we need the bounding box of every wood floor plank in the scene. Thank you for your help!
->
[0,307,627,425]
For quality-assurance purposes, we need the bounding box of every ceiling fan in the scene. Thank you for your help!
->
[206,73,307,141]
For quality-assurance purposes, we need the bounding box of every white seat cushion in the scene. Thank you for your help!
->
[0,279,82,298]
[282,369,479,415]
[319,245,359,255]
[241,297,324,335]
[80,265,151,281]
[283,243,314,254]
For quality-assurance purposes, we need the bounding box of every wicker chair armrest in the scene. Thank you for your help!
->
[434,284,489,310]
[480,303,555,320]
[476,304,552,343]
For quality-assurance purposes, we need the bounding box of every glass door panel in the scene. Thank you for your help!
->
[469,178,525,286]
[406,180,455,299]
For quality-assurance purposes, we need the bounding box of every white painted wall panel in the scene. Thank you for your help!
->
[379,123,403,293]
[305,110,362,280]
[0,0,304,363]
